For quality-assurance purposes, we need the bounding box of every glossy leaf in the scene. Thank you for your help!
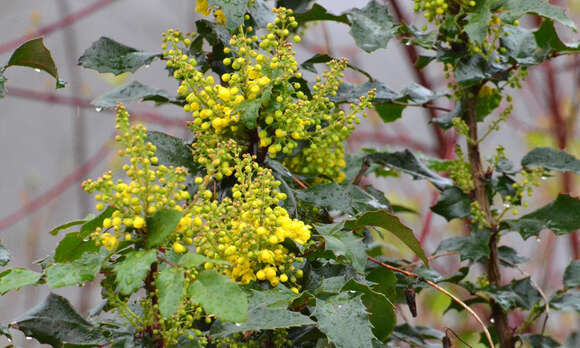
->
[521,334,561,348]
[464,1,494,44]
[178,252,229,268]
[46,252,104,288]
[235,98,261,130]
[80,206,115,238]
[209,0,250,32]
[7,38,59,84]
[346,0,397,53]
[146,131,201,176]
[501,0,576,30]
[157,267,185,317]
[436,227,490,263]
[316,223,367,272]
[485,277,542,311]
[114,250,158,295]
[551,291,580,312]
[248,0,275,27]
[345,210,427,265]
[0,268,41,294]
[145,209,183,248]
[300,53,372,80]
[432,101,461,130]
[187,271,248,322]
[521,147,580,173]
[390,324,444,346]
[294,4,349,25]
[313,293,375,348]
[49,219,86,236]
[501,25,545,65]
[79,37,160,75]
[431,186,471,221]
[54,232,101,263]
[563,259,580,288]
[91,81,178,109]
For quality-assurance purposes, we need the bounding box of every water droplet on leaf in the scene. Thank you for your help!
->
[34,69,41,72]
[95,107,103,112]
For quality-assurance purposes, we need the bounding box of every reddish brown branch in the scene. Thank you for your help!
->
[0,137,113,231]
[0,0,116,54]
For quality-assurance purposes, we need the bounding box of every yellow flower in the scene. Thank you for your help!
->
[214,9,226,24]
[195,0,211,16]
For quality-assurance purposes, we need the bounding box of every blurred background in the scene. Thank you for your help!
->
[0,0,578,346]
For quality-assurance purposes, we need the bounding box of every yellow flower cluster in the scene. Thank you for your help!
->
[82,105,189,250]
[195,0,226,24]
[414,0,476,23]
[183,154,310,288]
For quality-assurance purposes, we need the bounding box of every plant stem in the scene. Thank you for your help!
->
[145,262,164,348]
[463,87,515,348]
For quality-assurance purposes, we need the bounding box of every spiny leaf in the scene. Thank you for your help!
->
[80,206,115,238]
[346,0,397,53]
[551,290,580,312]
[316,223,367,272]
[501,0,576,31]
[294,4,349,25]
[563,259,580,288]
[464,1,494,44]
[91,81,179,109]
[146,131,201,176]
[431,186,471,221]
[209,0,250,32]
[114,250,158,295]
[7,38,60,87]
[79,37,160,75]
[157,267,185,317]
[145,209,183,248]
[49,219,86,236]
[522,147,580,173]
[0,268,41,295]
[46,252,105,288]
[54,232,100,263]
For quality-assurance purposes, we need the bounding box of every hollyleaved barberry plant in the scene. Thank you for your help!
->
[1,0,580,347]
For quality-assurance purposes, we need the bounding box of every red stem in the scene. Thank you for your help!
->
[0,0,116,54]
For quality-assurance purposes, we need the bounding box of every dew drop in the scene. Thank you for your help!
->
[95,107,103,112]
[338,305,342,309]
[25,336,32,341]
[34,68,41,72]
[489,318,495,324]
[235,323,241,327]
[348,290,356,294]
[503,203,511,208]
[535,237,541,242]
[405,41,411,46]
[144,64,151,68]
[7,338,12,343]
[541,176,547,180]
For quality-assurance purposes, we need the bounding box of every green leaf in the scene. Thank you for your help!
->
[46,252,105,288]
[54,232,101,263]
[333,81,399,104]
[157,267,185,317]
[431,186,471,221]
[187,270,248,322]
[551,290,580,312]
[366,150,453,190]
[374,102,405,122]
[316,224,367,272]
[504,194,580,239]
[15,293,107,347]
[211,288,313,337]
[498,246,528,267]
[344,210,427,265]
[300,53,372,81]
[145,209,183,248]
[0,242,10,267]
[80,206,115,238]
[346,0,397,53]
[91,81,179,109]
[415,55,436,70]
[296,183,353,215]
[294,4,350,25]
[522,147,580,173]
[390,324,444,346]
[178,252,229,268]
[455,54,510,87]
[500,25,546,65]
[78,37,160,75]
[464,1,494,44]
[234,98,261,130]
[534,20,580,53]
[247,0,275,28]
[563,333,580,348]
[49,219,86,236]
[342,279,395,342]
[0,268,41,294]
[7,38,60,86]
[501,0,576,30]
[432,101,462,130]
[146,131,201,176]
[208,0,250,32]
[436,227,490,263]
[521,334,561,348]
[313,293,375,348]
[114,250,158,295]
[563,260,580,288]
[485,277,541,311]
[476,86,502,120]
[0,71,6,99]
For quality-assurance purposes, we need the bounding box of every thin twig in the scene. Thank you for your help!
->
[445,328,474,348]
[368,256,495,348]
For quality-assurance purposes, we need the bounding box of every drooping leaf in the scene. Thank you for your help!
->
[80,206,115,238]
[455,54,510,87]
[187,271,248,322]
[146,131,201,176]
[498,246,529,267]
[344,210,427,265]
[49,219,86,236]
[563,259,580,288]
[54,232,101,263]
[501,0,576,30]
[313,293,375,348]
[415,55,436,70]
[211,288,313,337]
[114,249,158,295]
[78,37,160,75]
[333,81,399,105]
[208,0,250,32]
[432,101,462,130]
[46,252,105,288]
[0,242,10,267]
[522,147,580,173]
[436,227,491,263]
[500,25,546,65]
[346,0,397,53]
[15,293,107,347]
[349,185,391,214]
[390,324,444,346]
[316,223,367,272]
[464,1,494,44]
[91,81,179,109]
[294,4,349,25]
[431,186,471,221]
[300,53,372,81]
[551,290,580,312]
[145,209,183,248]
[366,150,453,190]
[520,334,561,348]
[6,38,60,86]
[157,267,185,317]
[503,194,580,239]
[534,20,580,53]
[0,268,41,294]
[342,279,395,342]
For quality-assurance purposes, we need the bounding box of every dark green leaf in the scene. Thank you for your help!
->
[211,288,313,336]
[54,232,101,263]
[295,183,353,215]
[157,267,185,317]
[431,186,471,221]
[390,324,444,346]
[432,101,462,130]
[234,98,261,129]
[521,334,561,348]
[247,0,275,27]
[316,224,367,272]
[313,293,375,348]
[476,86,502,120]
[178,252,229,268]
[80,206,115,238]
[114,250,158,295]
[455,54,510,87]
[551,290,580,312]
[346,0,397,53]
[342,279,395,342]
[397,24,437,49]
[78,37,160,75]
[187,270,248,322]
[0,268,41,294]
[91,81,179,109]
[7,38,59,85]
[294,4,350,25]
[0,71,6,99]
[46,252,104,288]
[145,209,183,248]
[300,53,372,81]
[501,25,546,65]
[49,219,86,236]
[504,194,580,239]
[0,242,9,267]
[344,210,427,265]
[436,227,490,263]
[146,131,201,176]
[333,81,399,105]
[415,55,436,70]
[208,0,250,32]
[464,1,494,44]
[15,293,107,347]
[498,246,528,267]
[374,102,405,123]
[486,277,541,311]
[522,147,580,173]
[501,0,576,30]
[563,332,580,348]
[563,260,580,288]
[366,150,453,190]
[534,20,580,53]
[349,185,391,214]
[0,324,11,340]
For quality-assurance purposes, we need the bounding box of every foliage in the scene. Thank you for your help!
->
[2,0,580,347]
